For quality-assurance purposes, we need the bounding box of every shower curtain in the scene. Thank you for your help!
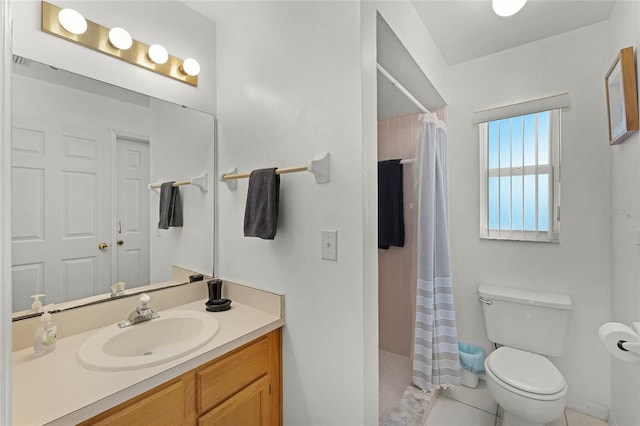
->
[412,112,461,391]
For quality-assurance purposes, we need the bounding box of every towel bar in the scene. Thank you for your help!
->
[220,152,330,191]
[148,171,208,192]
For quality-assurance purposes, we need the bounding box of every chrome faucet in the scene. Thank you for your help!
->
[117,293,159,328]
[110,281,126,298]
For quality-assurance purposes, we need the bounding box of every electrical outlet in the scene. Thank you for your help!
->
[321,230,337,261]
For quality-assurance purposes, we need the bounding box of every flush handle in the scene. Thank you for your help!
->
[479,297,492,305]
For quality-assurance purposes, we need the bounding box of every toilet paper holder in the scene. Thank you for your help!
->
[616,322,640,356]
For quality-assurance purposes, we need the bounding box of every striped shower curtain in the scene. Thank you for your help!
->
[412,113,461,391]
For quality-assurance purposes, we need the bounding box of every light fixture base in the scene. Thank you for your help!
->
[41,1,198,86]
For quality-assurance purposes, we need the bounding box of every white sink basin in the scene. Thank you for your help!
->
[77,310,219,371]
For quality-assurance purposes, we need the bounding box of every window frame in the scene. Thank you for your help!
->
[479,109,561,242]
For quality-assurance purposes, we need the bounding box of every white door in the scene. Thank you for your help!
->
[115,137,150,289]
[11,116,111,311]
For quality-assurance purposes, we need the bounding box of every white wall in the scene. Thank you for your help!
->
[361,4,380,423]
[607,2,640,425]
[215,2,366,424]
[11,0,216,114]
[149,99,215,281]
[12,74,150,134]
[375,1,449,103]
[447,23,612,418]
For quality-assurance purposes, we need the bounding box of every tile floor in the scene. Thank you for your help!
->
[379,350,413,421]
[426,380,609,426]
[380,350,609,426]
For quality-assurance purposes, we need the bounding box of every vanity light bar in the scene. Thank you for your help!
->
[41,1,198,87]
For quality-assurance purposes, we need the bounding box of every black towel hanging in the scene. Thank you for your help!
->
[378,159,405,249]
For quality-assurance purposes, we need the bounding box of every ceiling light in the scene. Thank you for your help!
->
[58,8,87,35]
[492,0,527,17]
[148,44,168,65]
[108,27,132,50]
[181,58,201,77]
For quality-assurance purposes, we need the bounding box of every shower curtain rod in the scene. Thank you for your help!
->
[376,63,430,114]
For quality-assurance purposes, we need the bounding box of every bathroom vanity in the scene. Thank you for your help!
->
[80,329,281,425]
[12,280,284,425]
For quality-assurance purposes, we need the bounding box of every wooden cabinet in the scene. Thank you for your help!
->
[198,376,271,426]
[81,329,282,426]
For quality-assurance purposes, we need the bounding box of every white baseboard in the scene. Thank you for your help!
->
[566,396,609,421]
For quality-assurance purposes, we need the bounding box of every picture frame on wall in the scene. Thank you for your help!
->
[605,46,639,145]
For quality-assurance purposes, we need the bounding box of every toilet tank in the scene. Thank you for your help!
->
[478,284,572,357]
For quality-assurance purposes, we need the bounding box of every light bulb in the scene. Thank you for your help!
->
[108,27,132,50]
[148,44,168,65]
[58,8,87,35]
[181,58,201,77]
[492,0,527,17]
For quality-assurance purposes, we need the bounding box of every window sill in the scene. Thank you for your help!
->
[480,235,559,243]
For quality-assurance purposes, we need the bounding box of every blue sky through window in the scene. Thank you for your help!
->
[487,112,549,232]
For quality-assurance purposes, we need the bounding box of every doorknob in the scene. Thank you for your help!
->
[117,240,124,246]
[98,243,109,251]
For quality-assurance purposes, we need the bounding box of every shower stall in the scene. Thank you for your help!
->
[377,110,421,418]
[376,16,459,424]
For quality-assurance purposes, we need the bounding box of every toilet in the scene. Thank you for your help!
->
[478,284,572,426]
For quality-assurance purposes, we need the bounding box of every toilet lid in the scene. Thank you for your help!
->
[486,347,566,395]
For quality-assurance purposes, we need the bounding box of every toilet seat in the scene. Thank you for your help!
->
[485,347,567,401]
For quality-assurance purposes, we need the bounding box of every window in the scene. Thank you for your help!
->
[479,110,561,242]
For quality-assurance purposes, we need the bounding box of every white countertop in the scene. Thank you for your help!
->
[13,298,284,425]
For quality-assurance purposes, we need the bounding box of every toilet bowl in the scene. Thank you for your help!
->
[485,347,567,426]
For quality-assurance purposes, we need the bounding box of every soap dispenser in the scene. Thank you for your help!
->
[34,304,57,357]
[30,294,46,312]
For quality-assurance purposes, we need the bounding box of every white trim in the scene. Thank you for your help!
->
[565,397,610,422]
[472,93,570,124]
[479,123,488,238]
[480,232,559,243]
[1,0,13,423]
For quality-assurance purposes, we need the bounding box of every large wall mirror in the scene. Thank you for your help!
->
[11,56,215,317]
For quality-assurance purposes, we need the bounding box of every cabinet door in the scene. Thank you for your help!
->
[198,376,271,426]
[87,380,185,426]
[197,336,269,413]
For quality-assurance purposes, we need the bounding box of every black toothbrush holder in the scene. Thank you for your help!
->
[206,279,232,312]
[207,278,222,300]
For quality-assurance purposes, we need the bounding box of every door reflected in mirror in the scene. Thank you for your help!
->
[11,57,215,315]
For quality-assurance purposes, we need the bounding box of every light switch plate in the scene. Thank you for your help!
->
[321,230,337,261]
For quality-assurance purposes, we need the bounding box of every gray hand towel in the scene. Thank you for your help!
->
[158,181,183,229]
[244,168,280,239]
